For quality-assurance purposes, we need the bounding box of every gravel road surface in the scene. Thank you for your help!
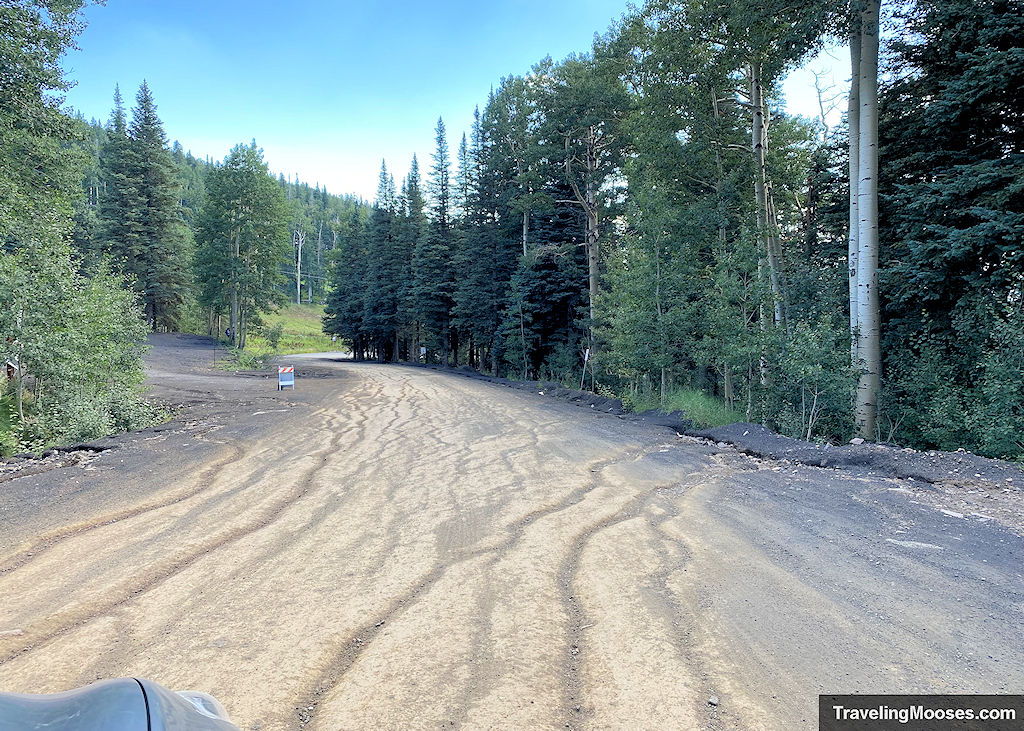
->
[1,334,1021,729]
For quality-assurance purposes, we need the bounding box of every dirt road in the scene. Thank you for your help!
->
[1,334,1022,729]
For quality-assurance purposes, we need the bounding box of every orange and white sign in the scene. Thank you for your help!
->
[278,365,295,390]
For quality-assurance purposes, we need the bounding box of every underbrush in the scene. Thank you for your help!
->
[1,386,165,458]
[626,387,744,429]
[214,345,274,371]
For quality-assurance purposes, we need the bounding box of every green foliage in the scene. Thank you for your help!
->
[0,250,157,451]
[262,322,284,350]
[15,0,1013,462]
[0,1,87,250]
[411,119,456,362]
[96,83,192,330]
[194,142,290,349]
[0,1,158,454]
[628,387,744,430]
[878,0,1024,457]
[764,318,855,441]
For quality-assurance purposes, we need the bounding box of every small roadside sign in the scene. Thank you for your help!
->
[278,366,295,391]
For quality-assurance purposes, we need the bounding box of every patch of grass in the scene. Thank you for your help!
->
[216,304,340,371]
[214,345,275,371]
[628,387,744,429]
[0,395,13,434]
[247,303,338,355]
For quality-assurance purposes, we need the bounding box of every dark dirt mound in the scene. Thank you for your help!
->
[696,422,1023,486]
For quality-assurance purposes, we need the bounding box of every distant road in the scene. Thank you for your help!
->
[0,334,1021,730]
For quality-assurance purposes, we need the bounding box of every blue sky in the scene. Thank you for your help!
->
[62,0,845,201]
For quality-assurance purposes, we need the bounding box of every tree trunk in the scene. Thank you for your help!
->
[584,132,600,391]
[565,128,602,390]
[522,210,529,257]
[848,19,862,365]
[750,63,785,329]
[316,219,324,300]
[294,230,304,305]
[230,225,240,348]
[855,0,881,439]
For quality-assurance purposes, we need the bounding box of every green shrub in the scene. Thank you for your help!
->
[263,322,284,350]
[0,430,16,457]
[628,386,743,429]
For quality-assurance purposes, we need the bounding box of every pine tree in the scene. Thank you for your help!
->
[128,81,191,330]
[396,155,427,360]
[361,161,402,360]
[412,119,456,365]
[878,0,1024,455]
[99,85,145,290]
[324,207,370,359]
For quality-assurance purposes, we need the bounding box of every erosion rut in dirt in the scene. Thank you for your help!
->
[0,336,1021,730]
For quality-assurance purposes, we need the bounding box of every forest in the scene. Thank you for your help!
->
[324,0,1023,457]
[1,0,1022,459]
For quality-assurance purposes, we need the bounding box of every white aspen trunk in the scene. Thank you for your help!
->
[522,210,529,257]
[294,230,304,305]
[855,0,881,439]
[315,220,324,303]
[848,22,862,366]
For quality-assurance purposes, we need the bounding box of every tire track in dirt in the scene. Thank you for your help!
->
[292,441,685,728]
[0,405,336,577]
[231,379,382,574]
[641,478,747,730]
[0,440,248,576]
[0,409,347,666]
[556,468,708,729]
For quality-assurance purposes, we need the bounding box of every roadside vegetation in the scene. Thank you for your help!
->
[626,389,744,431]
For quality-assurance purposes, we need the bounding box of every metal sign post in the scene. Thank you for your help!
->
[278,366,295,391]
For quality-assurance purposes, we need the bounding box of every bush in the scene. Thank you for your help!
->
[262,322,284,350]
[0,430,16,457]
[0,251,159,453]
[765,317,855,442]
[627,386,743,429]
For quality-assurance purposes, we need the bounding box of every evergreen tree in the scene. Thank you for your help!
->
[361,161,403,360]
[99,85,145,287]
[97,83,190,330]
[412,119,456,364]
[127,81,191,329]
[324,207,370,359]
[878,0,1024,456]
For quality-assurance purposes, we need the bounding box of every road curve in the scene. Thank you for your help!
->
[0,334,1021,730]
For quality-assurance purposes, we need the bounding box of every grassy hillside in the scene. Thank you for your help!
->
[249,303,340,355]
